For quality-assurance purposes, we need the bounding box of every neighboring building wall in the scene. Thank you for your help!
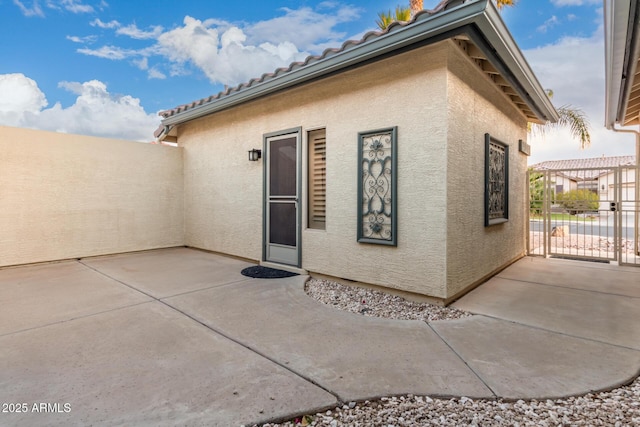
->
[0,126,184,267]
[180,42,451,297]
[620,168,637,210]
[550,174,576,194]
[599,171,615,211]
[445,41,529,298]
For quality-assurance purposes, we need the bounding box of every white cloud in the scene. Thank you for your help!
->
[550,0,600,6]
[0,74,48,125]
[147,67,166,80]
[116,23,164,40]
[156,17,219,70]
[13,0,44,17]
[155,15,310,86]
[60,0,93,13]
[14,0,96,16]
[0,73,159,141]
[90,19,164,41]
[77,45,137,59]
[523,26,635,163]
[90,18,120,29]
[525,34,603,118]
[66,34,98,43]
[78,4,361,87]
[247,5,361,52]
[537,15,559,33]
[132,57,148,70]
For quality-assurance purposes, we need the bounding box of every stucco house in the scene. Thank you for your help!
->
[530,155,637,212]
[155,0,557,303]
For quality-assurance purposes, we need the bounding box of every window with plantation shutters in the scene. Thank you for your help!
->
[308,129,326,230]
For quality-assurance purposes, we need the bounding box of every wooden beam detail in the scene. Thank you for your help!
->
[482,61,500,74]
[466,43,486,60]
[493,75,510,87]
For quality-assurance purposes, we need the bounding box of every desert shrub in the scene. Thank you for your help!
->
[555,189,599,215]
[529,170,544,215]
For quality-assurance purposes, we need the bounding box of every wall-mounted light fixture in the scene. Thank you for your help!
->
[248,149,262,161]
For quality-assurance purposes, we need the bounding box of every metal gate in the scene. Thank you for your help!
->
[528,166,639,266]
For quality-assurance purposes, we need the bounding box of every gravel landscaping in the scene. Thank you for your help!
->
[252,277,640,426]
[304,278,472,322]
[529,232,638,256]
[260,377,640,426]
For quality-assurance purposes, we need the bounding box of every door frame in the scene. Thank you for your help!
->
[262,127,302,267]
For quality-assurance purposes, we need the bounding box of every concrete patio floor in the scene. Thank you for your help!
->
[0,248,638,426]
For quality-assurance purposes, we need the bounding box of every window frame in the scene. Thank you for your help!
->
[357,126,398,246]
[307,128,326,230]
[484,133,509,226]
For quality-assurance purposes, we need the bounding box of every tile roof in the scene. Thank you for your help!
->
[156,1,459,128]
[530,155,637,180]
[155,0,557,139]
[530,155,636,170]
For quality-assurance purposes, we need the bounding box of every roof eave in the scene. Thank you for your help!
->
[474,2,558,123]
[162,0,556,127]
[604,0,640,128]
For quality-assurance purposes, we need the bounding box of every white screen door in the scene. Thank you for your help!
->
[265,131,300,266]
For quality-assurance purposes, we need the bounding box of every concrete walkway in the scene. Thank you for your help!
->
[0,248,638,426]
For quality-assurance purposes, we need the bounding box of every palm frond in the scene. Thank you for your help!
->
[494,0,518,10]
[376,5,411,30]
[395,5,411,22]
[530,104,592,150]
[556,105,591,149]
[376,10,394,30]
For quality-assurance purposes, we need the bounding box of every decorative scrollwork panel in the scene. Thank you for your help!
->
[485,134,509,226]
[358,127,397,245]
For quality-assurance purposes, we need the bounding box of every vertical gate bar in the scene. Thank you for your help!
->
[636,165,640,257]
[615,166,620,264]
[526,169,530,255]
[544,170,549,258]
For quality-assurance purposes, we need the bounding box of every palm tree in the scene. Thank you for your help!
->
[377,0,458,30]
[409,0,424,16]
[531,104,591,149]
[376,5,411,30]
[375,0,592,149]
[495,0,517,9]
[492,3,591,149]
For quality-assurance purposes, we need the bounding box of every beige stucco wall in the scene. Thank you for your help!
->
[180,42,450,297]
[0,126,184,267]
[179,40,530,299]
[444,43,529,298]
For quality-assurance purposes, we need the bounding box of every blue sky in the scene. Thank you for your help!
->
[0,0,633,163]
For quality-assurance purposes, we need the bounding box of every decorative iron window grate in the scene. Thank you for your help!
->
[357,127,397,245]
[485,133,509,226]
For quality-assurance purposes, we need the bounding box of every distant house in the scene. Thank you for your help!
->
[530,156,637,211]
[155,0,557,303]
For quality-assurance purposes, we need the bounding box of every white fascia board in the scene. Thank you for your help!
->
[604,0,631,128]
[162,0,556,127]
[475,2,558,122]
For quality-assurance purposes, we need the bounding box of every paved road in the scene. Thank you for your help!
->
[530,215,637,239]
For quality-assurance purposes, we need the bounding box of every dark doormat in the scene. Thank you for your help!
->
[241,265,299,279]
